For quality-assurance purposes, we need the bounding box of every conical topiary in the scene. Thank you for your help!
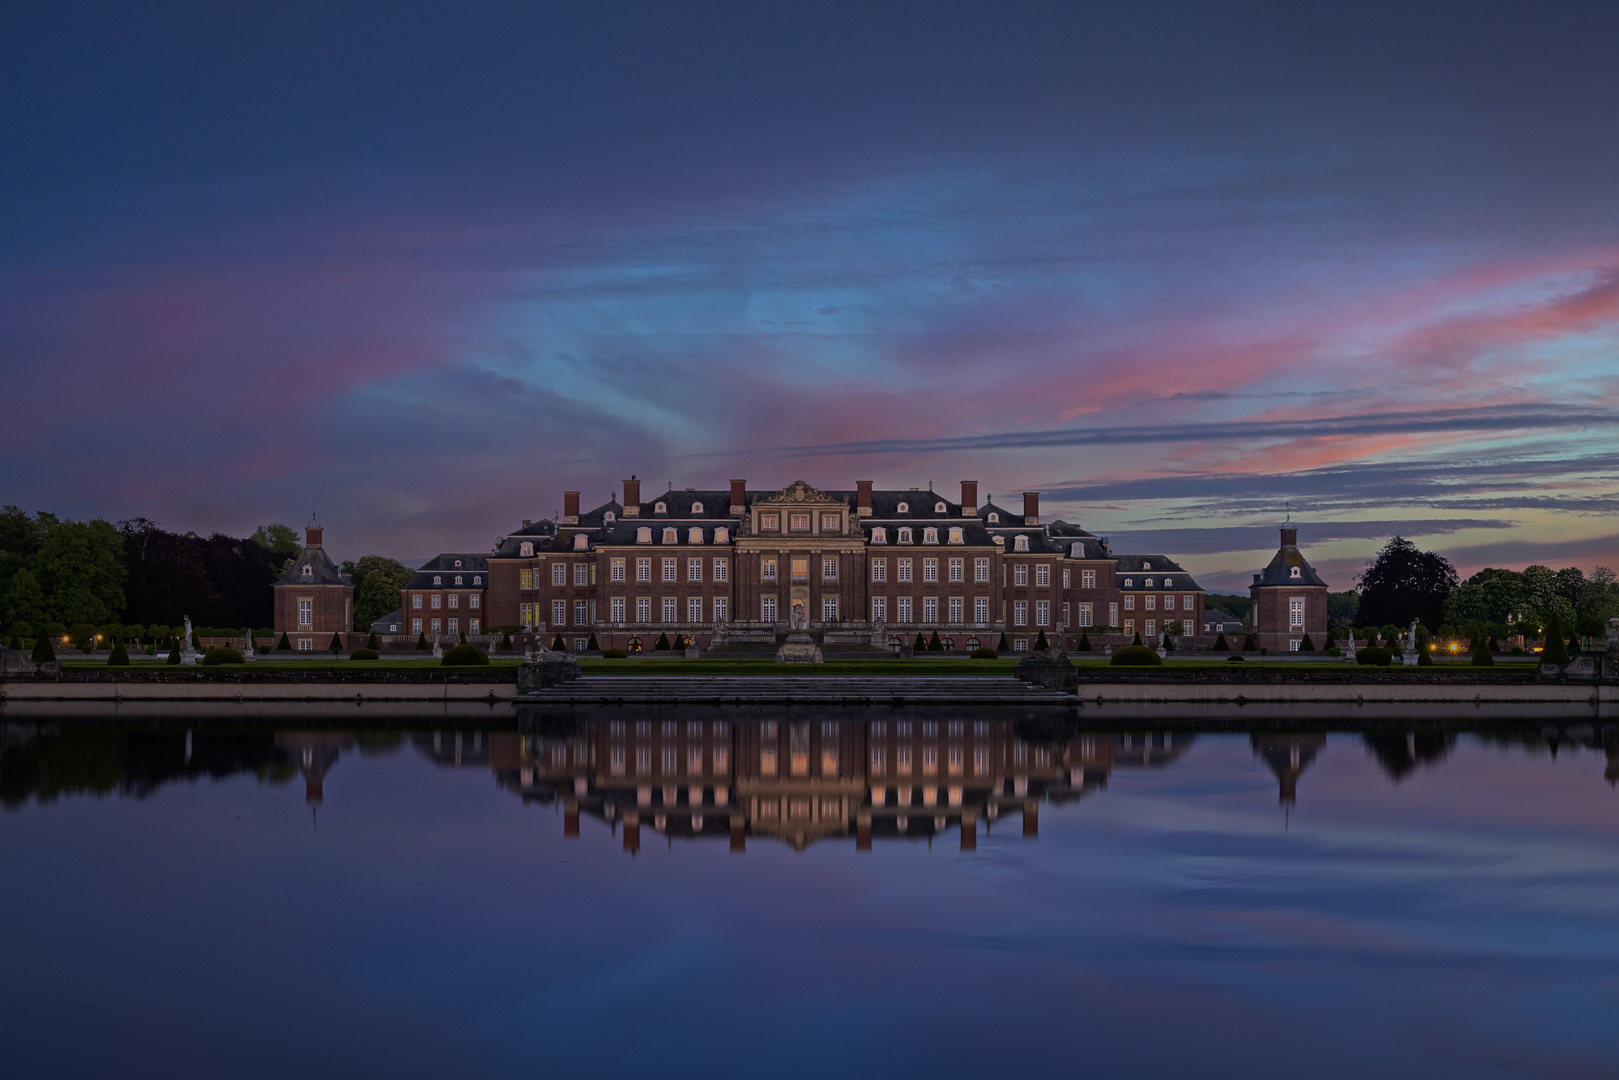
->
[277,631,292,651]
[586,632,598,651]
[1299,633,1315,652]
[458,631,467,644]
[32,635,57,664]
[1471,635,1495,667]
[166,639,181,665]
[928,630,944,651]
[1241,633,1258,652]
[996,632,1009,652]
[1542,612,1570,665]
[329,632,343,654]
[107,640,130,666]
[1131,632,1142,646]
[1076,632,1092,652]
[914,632,927,651]
[499,630,513,652]
[367,632,381,650]
[1033,629,1048,650]
[416,631,429,651]
[655,632,671,650]
[1162,633,1174,652]
[552,633,567,651]
[6,635,20,651]
[1213,633,1229,652]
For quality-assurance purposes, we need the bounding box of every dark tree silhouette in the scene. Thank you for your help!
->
[1356,536,1457,631]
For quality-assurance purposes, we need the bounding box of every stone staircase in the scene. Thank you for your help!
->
[518,674,1074,704]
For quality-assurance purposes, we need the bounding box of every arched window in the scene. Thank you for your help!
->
[662,527,678,543]
[1124,578,1132,587]
[604,511,615,524]
[872,527,887,543]
[987,512,999,523]
[1014,536,1029,552]
[654,501,667,514]
[453,559,462,568]
[637,527,652,543]
[688,527,703,543]
[714,527,729,543]
[573,535,588,550]
[934,501,946,513]
[949,527,963,544]
[520,542,534,557]
[691,501,703,514]
[301,564,312,578]
[993,536,1004,546]
[897,501,909,514]
[898,527,912,543]
[1290,566,1301,578]
[923,527,938,544]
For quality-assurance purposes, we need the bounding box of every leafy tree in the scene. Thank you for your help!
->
[1326,590,1360,628]
[1443,568,1525,628]
[342,555,413,631]
[1204,593,1251,622]
[118,518,279,630]
[34,519,127,626]
[3,567,49,630]
[1356,536,1457,631]
[0,505,55,624]
[1519,565,1574,638]
[71,623,97,652]
[249,524,301,556]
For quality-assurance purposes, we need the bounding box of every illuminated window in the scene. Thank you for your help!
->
[1014,535,1029,552]
[520,542,533,557]
[872,528,887,544]
[663,527,678,543]
[637,527,652,543]
[790,513,810,531]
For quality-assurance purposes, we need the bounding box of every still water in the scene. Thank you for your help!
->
[3,713,1617,1079]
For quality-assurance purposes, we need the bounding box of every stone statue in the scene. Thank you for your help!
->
[431,635,443,659]
[243,630,256,662]
[1607,617,1619,653]
[180,615,199,665]
[1407,619,1419,653]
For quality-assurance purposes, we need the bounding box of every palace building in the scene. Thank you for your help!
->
[1249,521,1330,652]
[421,477,1213,653]
[272,518,353,650]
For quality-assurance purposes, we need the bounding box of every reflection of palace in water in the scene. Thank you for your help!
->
[499,716,1194,853]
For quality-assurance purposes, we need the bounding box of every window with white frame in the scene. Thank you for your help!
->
[454,575,463,586]
[447,618,457,634]
[1124,595,1135,611]
[1184,595,1194,611]
[1109,602,1118,625]
[1290,598,1305,627]
[553,564,566,586]
[1146,578,1155,588]
[1145,620,1156,637]
[432,575,441,585]
[611,559,625,582]
[413,618,424,634]
[975,558,989,583]
[1035,564,1049,587]
[872,527,887,544]
[987,512,999,523]
[611,597,625,622]
[470,594,479,609]
[1014,535,1029,552]
[975,597,989,623]
[520,542,534,557]
[897,501,909,514]
[1014,600,1027,626]
[1079,602,1093,627]
[520,569,532,589]
[1124,577,1133,587]
[948,558,963,582]
[412,594,422,609]
[1036,600,1049,626]
[823,597,838,621]
[1145,595,1156,610]
[897,597,912,622]
[662,558,677,582]
[299,638,312,651]
[898,527,912,543]
[923,528,938,544]
[822,557,838,581]
[790,512,810,531]
[298,599,311,626]
[636,558,651,582]
[715,526,729,542]
[949,597,963,624]
[430,619,441,634]
[574,564,588,586]
[949,527,963,544]
[689,597,703,623]
[688,557,703,582]
[661,527,677,543]
[1082,569,1096,589]
[1062,568,1070,588]
[1013,638,1027,651]
[431,594,442,609]
[897,558,912,583]
[663,597,677,623]
[872,558,886,582]
[569,600,584,625]
[762,556,777,581]
[637,597,651,622]
[923,559,938,583]
[922,597,938,623]
[637,527,652,543]
[573,535,588,551]
[871,597,887,622]
[688,527,704,543]
[553,600,566,625]
[713,597,728,622]
[713,558,728,582]
[1013,565,1028,586]
[762,597,777,622]
[1164,594,1176,609]
[654,501,667,514]
[821,512,839,532]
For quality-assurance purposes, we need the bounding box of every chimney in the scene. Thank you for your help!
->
[305,524,323,548]
[563,491,580,524]
[1023,491,1039,526]
[729,479,747,515]
[622,476,640,516]
[1280,525,1298,547]
[856,480,874,517]
[960,480,978,516]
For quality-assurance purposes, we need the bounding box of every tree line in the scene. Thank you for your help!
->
[0,506,412,647]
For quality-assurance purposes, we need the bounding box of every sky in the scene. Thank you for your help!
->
[2,1,1617,590]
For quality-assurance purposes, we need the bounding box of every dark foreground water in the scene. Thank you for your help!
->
[3,714,1617,1079]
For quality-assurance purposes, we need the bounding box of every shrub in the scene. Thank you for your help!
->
[200,647,244,665]
[1326,646,1342,657]
[329,632,343,654]
[587,633,599,651]
[1470,637,1495,667]
[1541,612,1570,665]
[1110,645,1164,666]
[1226,654,1246,662]
[366,632,381,650]
[1076,632,1092,652]
[1417,651,1433,666]
[278,632,292,651]
[11,620,33,640]
[1298,634,1315,652]
[107,641,130,666]
[441,643,490,665]
[1130,632,1143,646]
[6,635,20,651]
[602,648,629,659]
[1033,629,1048,651]
[350,648,380,660]
[256,646,269,655]
[166,640,181,665]
[32,635,57,664]
[1356,647,1392,667]
[1162,633,1174,652]
[970,647,998,659]
[1241,633,1258,651]
[913,633,927,651]
[458,631,468,644]
[416,632,429,651]
[655,632,671,650]
[553,633,568,651]
[928,630,944,651]
[997,633,1009,651]
[1213,633,1229,652]
[1510,646,1524,656]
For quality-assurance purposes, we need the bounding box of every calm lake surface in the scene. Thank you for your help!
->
[3,713,1617,1079]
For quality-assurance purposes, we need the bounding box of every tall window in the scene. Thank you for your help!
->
[662,559,677,582]
[897,559,912,583]
[898,528,912,543]
[975,559,989,583]
[431,619,441,635]
[1125,595,1135,611]
[1079,602,1093,627]
[469,595,479,609]
[1146,620,1156,637]
[1014,601,1027,626]
[871,597,887,622]
[448,618,458,634]
[713,559,728,582]
[1013,565,1028,586]
[790,557,809,581]
[412,594,422,609]
[448,593,459,608]
[553,601,566,625]
[762,557,777,581]
[948,528,963,544]
[637,597,651,622]
[872,558,886,582]
[520,542,534,557]
[414,617,425,634]
[1110,603,1118,626]
[1036,600,1049,626]
[1082,569,1096,589]
[713,597,728,622]
[872,528,887,544]
[575,565,589,586]
[822,557,838,581]
[553,564,567,586]
[1014,535,1029,551]
[1290,598,1305,627]
[1061,601,1069,626]
[611,559,625,582]
[611,597,625,622]
[975,597,989,624]
[923,559,938,583]
[688,557,703,582]
[689,597,703,623]
[663,597,677,623]
[637,527,652,543]
[662,527,678,543]
[1062,569,1070,588]
[520,569,533,589]
[688,527,704,544]
[431,594,442,609]
[1035,565,1049,587]
[1145,595,1156,610]
[298,599,311,626]
[823,597,838,621]
[762,597,778,622]
[897,597,912,623]
[714,527,728,543]
[949,597,963,624]
[948,559,963,582]
[636,558,651,582]
[922,597,937,624]
[923,528,938,544]
[574,600,588,625]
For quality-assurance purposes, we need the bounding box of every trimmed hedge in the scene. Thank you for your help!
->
[1213,633,1229,652]
[602,648,629,659]
[1226,654,1246,662]
[442,643,490,666]
[200,647,244,665]
[1356,647,1393,667]
[277,632,292,651]
[32,636,57,664]
[350,648,380,660]
[1110,645,1164,666]
[970,647,998,659]
[1076,632,1092,652]
[107,641,130,666]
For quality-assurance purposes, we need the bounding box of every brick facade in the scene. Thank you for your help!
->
[271,524,354,651]
[1249,525,1330,652]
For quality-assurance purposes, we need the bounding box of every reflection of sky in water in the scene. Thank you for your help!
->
[2,726,1617,1078]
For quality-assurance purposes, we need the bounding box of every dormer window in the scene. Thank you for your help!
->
[662,527,678,543]
[637,527,652,543]
[688,527,703,543]
[573,535,588,551]
[1124,578,1132,587]
[454,576,463,586]
[898,527,913,543]
[1290,566,1301,579]
[1145,578,1154,587]
[301,564,312,578]
[654,501,667,514]
[520,542,534,557]
[1163,577,1173,587]
[691,501,703,514]
[604,511,616,524]
[987,512,999,523]
[923,528,938,544]
[872,528,887,544]
[1014,535,1029,552]
[433,575,442,585]
[993,536,1004,546]
[948,527,963,544]
[897,502,909,514]
[473,576,481,584]
[934,501,946,513]
[453,559,462,568]
[714,527,729,543]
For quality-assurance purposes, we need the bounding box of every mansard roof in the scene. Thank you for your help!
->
[860,490,961,518]
[861,520,996,545]
[593,521,737,547]
[638,489,735,517]
[494,532,563,558]
[1254,545,1328,587]
[977,499,1021,524]
[406,553,489,590]
[1115,555,1203,591]
[274,543,348,588]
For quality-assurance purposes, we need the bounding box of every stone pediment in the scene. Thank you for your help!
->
[758,480,847,507]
